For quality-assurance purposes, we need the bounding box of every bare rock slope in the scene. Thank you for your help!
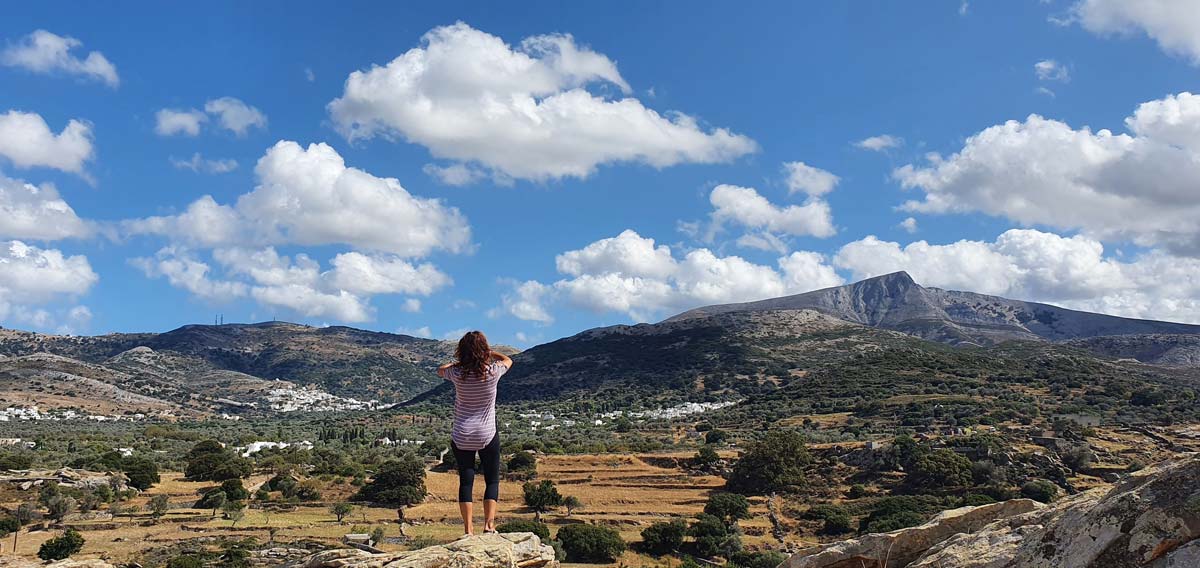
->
[288,532,558,568]
[784,454,1200,568]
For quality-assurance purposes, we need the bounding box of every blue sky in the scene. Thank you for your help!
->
[2,1,1200,346]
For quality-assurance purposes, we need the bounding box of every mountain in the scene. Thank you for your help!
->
[0,322,515,415]
[667,271,1200,347]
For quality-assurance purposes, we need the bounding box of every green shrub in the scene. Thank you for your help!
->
[166,555,207,568]
[703,493,750,527]
[688,513,741,558]
[496,519,550,540]
[522,480,563,519]
[508,452,537,472]
[556,523,626,563]
[694,445,720,468]
[846,484,867,499]
[640,518,686,555]
[1021,480,1058,503]
[729,551,788,568]
[38,529,84,560]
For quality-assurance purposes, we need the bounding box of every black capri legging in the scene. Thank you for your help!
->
[452,433,500,503]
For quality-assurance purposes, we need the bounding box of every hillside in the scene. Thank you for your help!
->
[668,271,1200,348]
[0,322,514,415]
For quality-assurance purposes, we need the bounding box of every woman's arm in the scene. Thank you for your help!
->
[436,361,456,379]
[490,351,513,369]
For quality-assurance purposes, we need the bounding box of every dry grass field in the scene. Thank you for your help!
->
[1,451,801,567]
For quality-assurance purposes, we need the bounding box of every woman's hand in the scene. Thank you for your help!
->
[437,361,456,378]
[489,351,513,369]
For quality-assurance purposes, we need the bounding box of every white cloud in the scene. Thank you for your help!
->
[0,110,94,176]
[0,30,118,87]
[170,153,238,174]
[134,245,454,323]
[126,140,471,256]
[1036,86,1057,98]
[155,109,207,137]
[129,248,248,302]
[203,97,267,136]
[894,92,1200,254]
[0,240,98,326]
[855,134,903,151]
[898,217,919,233]
[328,22,756,182]
[833,228,1200,323]
[782,161,839,196]
[0,173,90,240]
[304,67,315,82]
[498,230,844,322]
[1070,0,1200,64]
[708,184,836,241]
[422,163,488,186]
[398,325,432,338]
[1034,59,1070,82]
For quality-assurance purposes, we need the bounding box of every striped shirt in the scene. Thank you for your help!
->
[446,361,508,450]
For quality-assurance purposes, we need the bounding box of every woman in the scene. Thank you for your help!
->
[437,330,513,536]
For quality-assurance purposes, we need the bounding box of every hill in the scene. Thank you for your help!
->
[667,271,1200,348]
[0,322,515,415]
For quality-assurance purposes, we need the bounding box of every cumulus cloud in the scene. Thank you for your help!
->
[328,22,756,182]
[782,161,839,196]
[0,173,90,240]
[894,92,1200,254]
[497,230,843,323]
[713,184,836,239]
[127,141,468,322]
[204,97,268,136]
[397,325,432,338]
[126,140,471,256]
[129,248,248,302]
[898,217,919,233]
[170,153,238,174]
[1070,0,1200,64]
[0,110,94,176]
[0,240,98,327]
[155,109,206,137]
[135,245,454,323]
[0,30,119,87]
[833,229,1200,323]
[1034,59,1070,82]
[855,134,903,151]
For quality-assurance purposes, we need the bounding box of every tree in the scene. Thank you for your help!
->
[38,529,84,561]
[46,495,77,523]
[521,480,563,521]
[908,449,973,489]
[354,455,427,509]
[219,479,249,501]
[204,491,227,518]
[122,456,160,490]
[222,501,246,527]
[693,445,720,468]
[149,494,171,519]
[557,523,626,563]
[688,513,741,559]
[640,519,686,555]
[563,495,583,516]
[727,430,812,495]
[370,526,386,546]
[330,502,354,524]
[184,441,251,482]
[704,429,728,445]
[507,451,537,472]
[703,493,750,528]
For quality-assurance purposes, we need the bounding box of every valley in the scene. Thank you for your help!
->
[1,273,1199,566]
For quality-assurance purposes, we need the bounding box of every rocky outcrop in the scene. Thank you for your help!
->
[0,559,115,568]
[287,532,557,568]
[783,454,1200,568]
[781,500,1043,568]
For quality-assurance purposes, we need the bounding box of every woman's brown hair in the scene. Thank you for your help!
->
[455,330,491,378]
